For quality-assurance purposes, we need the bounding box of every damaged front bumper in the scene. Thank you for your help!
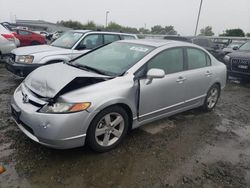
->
[11,86,96,149]
[5,60,41,77]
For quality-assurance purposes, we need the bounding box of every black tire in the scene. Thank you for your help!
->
[203,84,220,112]
[31,41,41,45]
[87,106,129,152]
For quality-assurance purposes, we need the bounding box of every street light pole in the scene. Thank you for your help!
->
[195,0,203,36]
[105,11,110,28]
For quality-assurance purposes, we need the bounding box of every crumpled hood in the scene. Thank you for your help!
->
[24,63,109,98]
[12,45,70,56]
[228,51,250,59]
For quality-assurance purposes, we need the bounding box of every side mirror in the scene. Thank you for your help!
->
[233,46,239,50]
[145,68,165,85]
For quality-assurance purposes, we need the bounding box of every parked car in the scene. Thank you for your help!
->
[12,29,47,47]
[222,41,245,55]
[11,39,226,152]
[0,24,17,59]
[51,31,64,41]
[224,41,250,80]
[5,30,138,77]
[34,31,53,40]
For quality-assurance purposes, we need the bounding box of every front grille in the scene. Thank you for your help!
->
[231,58,250,74]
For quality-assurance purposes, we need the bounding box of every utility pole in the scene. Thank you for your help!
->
[105,11,110,28]
[195,0,203,36]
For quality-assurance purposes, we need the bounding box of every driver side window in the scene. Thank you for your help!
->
[147,48,184,74]
[78,34,103,50]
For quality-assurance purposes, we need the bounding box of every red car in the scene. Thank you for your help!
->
[13,29,47,46]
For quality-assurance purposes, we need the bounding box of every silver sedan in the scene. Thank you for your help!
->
[11,39,227,152]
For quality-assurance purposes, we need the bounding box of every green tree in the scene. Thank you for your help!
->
[164,26,177,35]
[57,20,84,29]
[246,33,250,37]
[138,27,150,34]
[220,28,245,37]
[199,26,214,36]
[151,25,177,35]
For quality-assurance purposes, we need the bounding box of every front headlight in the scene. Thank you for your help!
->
[16,55,34,64]
[39,102,91,113]
[223,55,230,63]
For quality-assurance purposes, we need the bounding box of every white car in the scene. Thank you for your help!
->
[5,30,138,77]
[0,24,18,59]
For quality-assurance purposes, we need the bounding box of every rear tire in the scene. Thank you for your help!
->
[87,106,129,152]
[203,84,220,112]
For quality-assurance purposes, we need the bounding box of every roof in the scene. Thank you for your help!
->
[69,30,137,36]
[118,39,191,48]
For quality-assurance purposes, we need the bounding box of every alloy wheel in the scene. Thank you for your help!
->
[95,113,125,147]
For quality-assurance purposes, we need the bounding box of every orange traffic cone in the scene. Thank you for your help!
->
[0,166,6,174]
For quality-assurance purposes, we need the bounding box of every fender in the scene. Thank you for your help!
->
[38,54,71,65]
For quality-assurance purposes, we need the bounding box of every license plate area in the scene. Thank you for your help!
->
[238,65,248,69]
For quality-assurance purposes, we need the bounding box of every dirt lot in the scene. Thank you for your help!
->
[0,63,250,188]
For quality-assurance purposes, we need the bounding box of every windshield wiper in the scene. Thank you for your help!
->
[73,63,110,76]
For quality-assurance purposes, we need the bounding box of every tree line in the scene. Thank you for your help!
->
[57,20,250,37]
[57,20,178,35]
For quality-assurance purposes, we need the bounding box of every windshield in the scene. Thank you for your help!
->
[73,42,155,76]
[227,42,244,48]
[239,42,250,51]
[51,31,83,49]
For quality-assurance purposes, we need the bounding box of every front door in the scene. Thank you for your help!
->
[139,47,186,122]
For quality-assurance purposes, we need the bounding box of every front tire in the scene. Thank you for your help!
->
[87,106,129,152]
[203,84,220,112]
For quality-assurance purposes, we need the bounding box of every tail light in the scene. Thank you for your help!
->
[1,34,15,42]
[12,32,17,37]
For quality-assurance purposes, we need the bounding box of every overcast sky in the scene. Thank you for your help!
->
[0,0,250,35]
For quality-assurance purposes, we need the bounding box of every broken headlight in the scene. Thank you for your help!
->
[39,102,91,113]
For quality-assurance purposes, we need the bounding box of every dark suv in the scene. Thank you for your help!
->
[224,41,250,80]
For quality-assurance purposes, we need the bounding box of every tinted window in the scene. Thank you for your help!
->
[82,34,103,49]
[147,48,184,74]
[18,30,31,35]
[187,48,209,69]
[103,34,120,44]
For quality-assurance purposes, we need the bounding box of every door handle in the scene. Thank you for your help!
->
[205,71,212,77]
[176,76,186,83]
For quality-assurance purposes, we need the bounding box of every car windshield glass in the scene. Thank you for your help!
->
[228,43,242,48]
[51,32,83,49]
[73,42,155,76]
[239,42,250,51]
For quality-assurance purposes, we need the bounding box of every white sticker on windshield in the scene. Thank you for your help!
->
[130,46,149,52]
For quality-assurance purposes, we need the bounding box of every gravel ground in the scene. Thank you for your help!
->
[0,63,250,188]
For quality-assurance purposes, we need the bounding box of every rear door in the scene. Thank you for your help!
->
[139,47,186,121]
[182,47,213,106]
[103,34,120,44]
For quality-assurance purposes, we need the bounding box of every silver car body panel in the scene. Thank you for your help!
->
[11,39,226,149]
[0,25,17,55]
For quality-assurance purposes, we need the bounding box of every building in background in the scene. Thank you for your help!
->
[15,20,71,32]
